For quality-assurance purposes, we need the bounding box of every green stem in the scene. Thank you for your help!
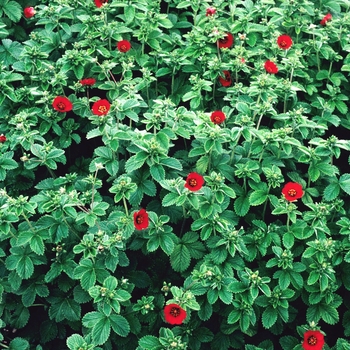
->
[283,93,288,113]
[22,213,36,233]
[91,168,99,208]
[122,196,129,216]
[252,93,261,121]
[328,61,333,78]
[179,205,187,237]
[62,217,80,240]
[0,342,9,349]
[256,113,264,130]
[46,166,56,178]
[262,185,271,220]
[171,66,176,95]
[286,213,290,232]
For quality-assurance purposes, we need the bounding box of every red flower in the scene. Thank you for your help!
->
[92,99,111,116]
[80,78,96,86]
[302,330,325,350]
[219,70,232,87]
[218,33,234,49]
[94,0,108,7]
[185,172,204,192]
[282,182,303,201]
[52,96,73,113]
[264,60,278,74]
[277,34,293,50]
[133,209,149,230]
[320,13,332,25]
[23,7,35,18]
[0,134,6,143]
[206,7,216,16]
[117,40,131,53]
[164,304,187,325]
[210,111,226,125]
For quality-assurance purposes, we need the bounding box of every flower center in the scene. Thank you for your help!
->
[220,36,228,44]
[307,335,317,346]
[57,102,66,110]
[121,45,127,51]
[136,215,143,224]
[170,307,181,317]
[189,179,197,187]
[214,116,221,123]
[287,189,297,197]
[98,105,107,113]
[225,72,231,80]
[280,40,287,47]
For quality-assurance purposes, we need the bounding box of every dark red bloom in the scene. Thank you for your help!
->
[302,330,325,350]
[52,96,73,113]
[277,34,293,50]
[219,70,232,87]
[218,33,234,49]
[117,40,131,53]
[23,7,35,18]
[320,13,332,26]
[264,60,278,74]
[185,172,204,192]
[282,182,303,201]
[94,0,108,8]
[0,134,6,143]
[133,209,149,230]
[206,7,216,16]
[80,78,96,86]
[210,111,226,125]
[164,304,187,325]
[92,99,111,116]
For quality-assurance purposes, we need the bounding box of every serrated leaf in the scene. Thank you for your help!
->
[170,244,191,272]
[110,314,130,337]
[92,316,110,345]
[139,335,160,349]
[3,1,22,22]
[262,307,278,329]
[249,190,268,206]
[8,337,29,350]
[323,182,340,201]
[234,195,250,217]
[66,334,85,349]
[339,174,350,195]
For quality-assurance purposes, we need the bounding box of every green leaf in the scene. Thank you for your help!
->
[162,192,179,207]
[124,5,135,24]
[8,337,29,350]
[3,1,22,22]
[159,233,175,255]
[92,316,110,345]
[139,335,160,349]
[160,157,183,170]
[198,300,212,321]
[249,190,268,206]
[0,39,23,67]
[323,181,340,201]
[66,334,86,349]
[339,174,350,195]
[150,164,165,182]
[110,314,130,337]
[170,244,191,272]
[234,195,250,217]
[279,336,300,350]
[262,307,278,329]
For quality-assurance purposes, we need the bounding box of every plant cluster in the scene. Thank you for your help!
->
[1,0,350,349]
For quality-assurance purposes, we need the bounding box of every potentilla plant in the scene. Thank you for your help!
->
[1,0,350,349]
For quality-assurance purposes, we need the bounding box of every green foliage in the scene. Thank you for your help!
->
[1,0,350,348]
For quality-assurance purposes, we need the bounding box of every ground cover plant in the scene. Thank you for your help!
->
[1,0,350,349]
